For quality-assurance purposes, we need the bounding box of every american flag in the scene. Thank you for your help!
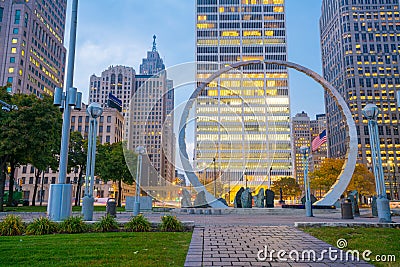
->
[311,129,327,152]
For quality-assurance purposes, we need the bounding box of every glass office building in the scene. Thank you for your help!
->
[195,0,292,202]
[321,0,400,199]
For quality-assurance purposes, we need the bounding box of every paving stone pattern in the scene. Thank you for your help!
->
[184,226,373,267]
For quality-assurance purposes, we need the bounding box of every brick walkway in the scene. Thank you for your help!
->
[184,226,373,267]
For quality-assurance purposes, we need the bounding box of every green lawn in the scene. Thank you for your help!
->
[302,227,399,267]
[0,232,192,267]
[3,205,125,213]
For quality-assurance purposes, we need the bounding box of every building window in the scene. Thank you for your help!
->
[11,38,18,44]
[14,10,21,24]
[107,116,111,123]
[51,177,56,184]
[106,126,111,133]
[78,116,82,123]
[106,136,110,143]
[29,177,33,184]
[71,116,75,122]
[22,166,27,173]
[12,28,18,34]
[30,166,34,173]
[0,7,3,23]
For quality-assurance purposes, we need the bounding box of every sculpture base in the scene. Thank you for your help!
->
[82,196,95,221]
[47,184,72,221]
[133,201,140,216]
[377,197,392,223]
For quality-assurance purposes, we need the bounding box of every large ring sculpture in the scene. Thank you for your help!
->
[178,60,357,207]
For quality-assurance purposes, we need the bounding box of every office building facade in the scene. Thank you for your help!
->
[0,0,67,96]
[195,0,291,200]
[321,0,400,199]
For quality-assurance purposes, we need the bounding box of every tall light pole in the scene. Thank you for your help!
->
[387,160,394,200]
[300,146,313,217]
[47,0,80,221]
[213,157,217,197]
[82,103,103,221]
[133,146,146,216]
[362,104,392,223]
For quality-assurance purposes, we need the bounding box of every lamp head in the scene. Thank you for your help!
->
[86,102,103,119]
[135,146,146,155]
[362,104,380,120]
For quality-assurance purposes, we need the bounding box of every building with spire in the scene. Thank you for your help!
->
[139,35,165,75]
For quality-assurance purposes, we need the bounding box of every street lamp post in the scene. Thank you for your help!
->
[81,103,103,221]
[362,104,392,223]
[47,0,80,221]
[300,146,313,217]
[213,157,217,197]
[133,146,146,216]
[387,160,394,200]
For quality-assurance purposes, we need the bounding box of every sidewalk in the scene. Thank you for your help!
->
[184,226,373,267]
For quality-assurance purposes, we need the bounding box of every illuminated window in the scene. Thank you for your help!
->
[11,47,17,54]
[265,30,274,36]
[198,15,207,21]
[19,69,23,76]
[21,50,25,56]
[243,30,261,36]
[219,7,224,13]
[273,6,284,13]
[8,67,15,73]
[197,23,215,29]
[222,31,239,37]
[12,38,18,44]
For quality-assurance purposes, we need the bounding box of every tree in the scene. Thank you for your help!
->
[68,131,87,206]
[271,177,301,200]
[346,163,375,198]
[309,158,344,197]
[310,158,376,200]
[96,142,137,207]
[23,95,62,206]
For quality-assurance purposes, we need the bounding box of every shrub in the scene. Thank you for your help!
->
[59,216,88,234]
[94,214,119,232]
[159,215,183,232]
[125,215,151,232]
[0,215,25,236]
[26,217,58,235]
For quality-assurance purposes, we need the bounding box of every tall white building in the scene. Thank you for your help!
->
[195,0,291,201]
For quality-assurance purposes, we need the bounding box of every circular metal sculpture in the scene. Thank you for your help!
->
[178,60,357,207]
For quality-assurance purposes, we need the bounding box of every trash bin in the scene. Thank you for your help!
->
[341,199,354,219]
[106,198,117,217]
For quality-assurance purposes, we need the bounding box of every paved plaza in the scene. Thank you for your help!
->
[184,226,373,267]
[1,208,397,266]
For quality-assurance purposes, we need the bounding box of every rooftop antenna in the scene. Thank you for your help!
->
[152,35,157,52]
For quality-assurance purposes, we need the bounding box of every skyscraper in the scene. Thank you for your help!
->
[291,112,311,184]
[195,0,291,200]
[0,0,67,96]
[292,112,328,185]
[310,114,328,171]
[321,0,400,199]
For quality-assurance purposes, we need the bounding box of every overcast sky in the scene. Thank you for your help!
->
[66,0,325,119]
